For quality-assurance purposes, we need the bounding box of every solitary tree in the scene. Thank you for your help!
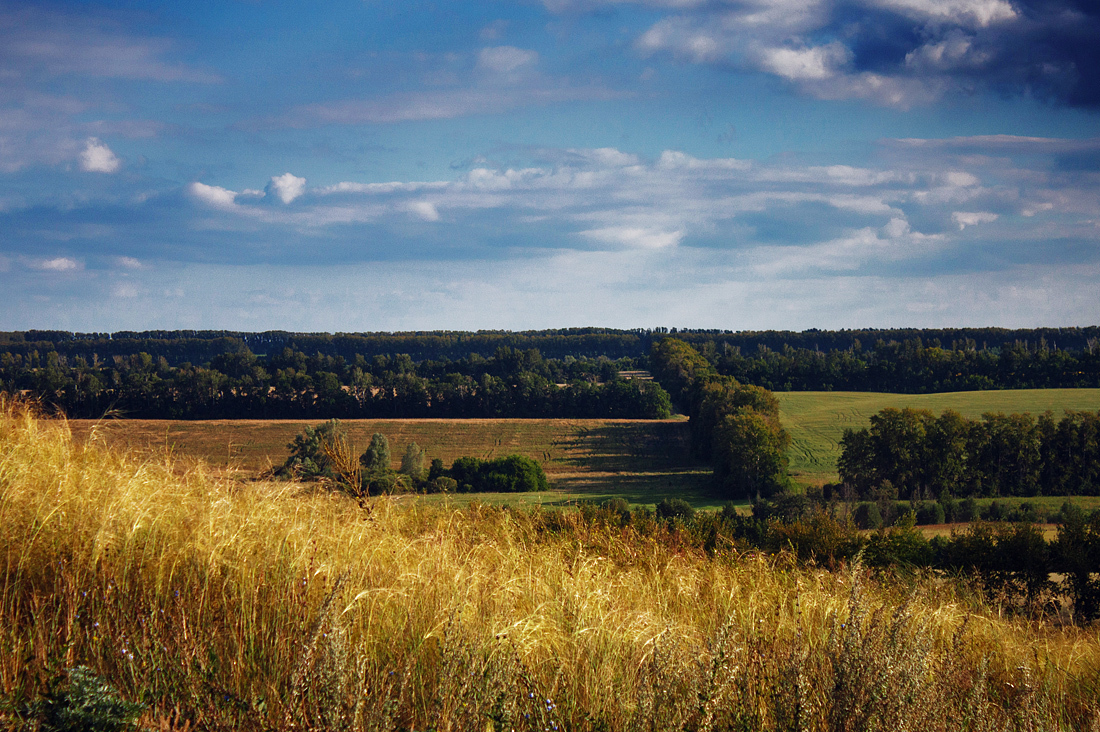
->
[400,442,426,481]
[360,433,391,474]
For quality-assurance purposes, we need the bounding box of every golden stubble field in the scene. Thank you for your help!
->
[67,416,720,508]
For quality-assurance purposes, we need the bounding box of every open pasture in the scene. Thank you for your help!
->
[67,416,724,508]
[778,388,1100,485]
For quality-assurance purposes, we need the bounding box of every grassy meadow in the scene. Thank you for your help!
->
[778,389,1100,486]
[4,400,1100,730]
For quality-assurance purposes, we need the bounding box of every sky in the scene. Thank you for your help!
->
[1,0,1099,333]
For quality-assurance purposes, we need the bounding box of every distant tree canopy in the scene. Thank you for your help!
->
[651,339,790,499]
[0,344,670,420]
[838,407,1100,499]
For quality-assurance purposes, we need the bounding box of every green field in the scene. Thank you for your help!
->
[778,388,1100,486]
[68,417,725,509]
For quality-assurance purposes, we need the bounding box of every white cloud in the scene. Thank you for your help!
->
[34,257,81,272]
[758,43,849,81]
[406,201,440,221]
[79,137,121,173]
[171,140,1098,287]
[188,181,238,209]
[579,226,684,249]
[267,173,307,204]
[477,46,538,74]
[871,0,1017,27]
[112,282,140,298]
[952,211,999,229]
[115,256,143,269]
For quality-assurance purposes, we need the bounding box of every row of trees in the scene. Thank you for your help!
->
[6,326,1097,366]
[0,347,671,420]
[838,407,1100,499]
[650,339,791,499]
[711,337,1100,392]
[279,420,549,496]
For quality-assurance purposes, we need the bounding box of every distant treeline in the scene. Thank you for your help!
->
[0,346,671,420]
[3,326,1099,393]
[838,407,1100,499]
[711,337,1100,392]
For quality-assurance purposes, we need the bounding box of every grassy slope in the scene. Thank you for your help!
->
[68,417,724,509]
[778,388,1100,486]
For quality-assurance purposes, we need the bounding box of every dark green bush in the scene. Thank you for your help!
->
[916,502,945,525]
[853,502,883,530]
[446,455,549,493]
[656,498,695,521]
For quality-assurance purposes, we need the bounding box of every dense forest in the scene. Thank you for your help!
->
[0,345,671,420]
[3,328,1099,406]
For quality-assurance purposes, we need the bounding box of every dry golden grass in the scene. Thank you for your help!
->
[3,398,1100,730]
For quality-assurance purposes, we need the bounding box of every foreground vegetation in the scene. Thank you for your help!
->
[3,401,1100,730]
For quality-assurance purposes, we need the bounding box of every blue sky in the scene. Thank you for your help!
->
[2,0,1098,332]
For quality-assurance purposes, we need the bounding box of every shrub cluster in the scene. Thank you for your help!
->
[279,420,548,496]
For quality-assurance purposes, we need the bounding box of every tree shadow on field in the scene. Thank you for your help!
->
[554,422,699,473]
[549,470,722,509]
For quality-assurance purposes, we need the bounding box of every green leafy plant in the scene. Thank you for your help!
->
[27,666,143,732]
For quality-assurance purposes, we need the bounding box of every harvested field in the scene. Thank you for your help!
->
[67,416,724,508]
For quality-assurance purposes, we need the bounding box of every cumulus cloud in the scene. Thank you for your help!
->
[5,138,1100,328]
[79,137,121,173]
[406,201,440,221]
[266,173,307,204]
[188,181,238,209]
[618,0,1100,107]
[758,43,850,81]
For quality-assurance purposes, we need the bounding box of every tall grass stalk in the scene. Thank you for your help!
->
[1,398,1099,730]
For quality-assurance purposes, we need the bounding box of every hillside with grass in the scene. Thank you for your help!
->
[778,389,1100,485]
[3,399,1100,730]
